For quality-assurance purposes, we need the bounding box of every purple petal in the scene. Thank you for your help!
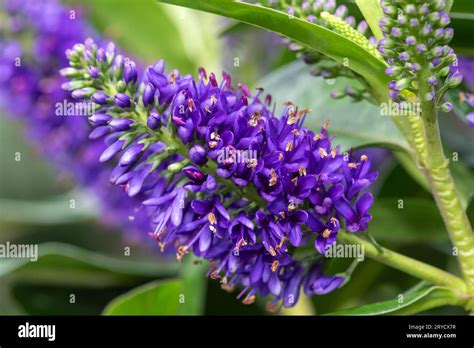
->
[191,199,212,214]
[199,224,212,253]
[311,275,345,295]
[334,197,357,221]
[171,189,185,226]
[249,254,264,284]
[356,192,374,216]
[99,140,124,162]
[289,225,302,247]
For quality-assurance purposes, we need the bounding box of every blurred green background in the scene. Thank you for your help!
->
[0,0,473,315]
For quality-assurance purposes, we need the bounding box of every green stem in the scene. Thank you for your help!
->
[338,230,468,293]
[417,66,474,292]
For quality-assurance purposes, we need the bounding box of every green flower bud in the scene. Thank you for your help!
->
[440,102,453,112]
[436,66,450,77]
[116,80,127,93]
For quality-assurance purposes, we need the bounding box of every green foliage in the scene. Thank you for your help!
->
[67,0,220,73]
[258,61,408,151]
[355,0,383,40]
[103,280,185,315]
[0,243,178,315]
[0,191,96,226]
[0,243,178,286]
[326,282,464,315]
[156,0,390,100]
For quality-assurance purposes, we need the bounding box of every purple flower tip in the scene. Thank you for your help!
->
[147,111,161,130]
[467,112,474,128]
[114,93,131,108]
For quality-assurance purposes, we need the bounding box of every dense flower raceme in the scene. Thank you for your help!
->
[61,38,378,307]
[378,0,462,112]
[0,0,150,243]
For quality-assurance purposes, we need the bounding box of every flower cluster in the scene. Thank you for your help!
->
[378,0,462,111]
[0,0,150,243]
[61,37,378,307]
[261,0,378,103]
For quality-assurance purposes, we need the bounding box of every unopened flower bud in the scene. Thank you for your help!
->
[142,83,155,107]
[92,92,111,105]
[88,66,100,79]
[147,111,161,130]
[447,71,463,88]
[440,102,453,112]
[114,93,131,108]
[119,144,144,166]
[124,61,138,84]
[109,118,134,131]
[395,78,411,91]
[89,113,112,126]
[72,87,95,99]
[189,145,208,165]
[405,36,416,46]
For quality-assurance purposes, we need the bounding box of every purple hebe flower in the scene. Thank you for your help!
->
[62,37,378,308]
[0,0,151,245]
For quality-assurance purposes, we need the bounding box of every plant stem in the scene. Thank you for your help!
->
[417,66,474,292]
[338,230,468,293]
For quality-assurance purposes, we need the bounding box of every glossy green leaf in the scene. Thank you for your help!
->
[177,259,208,315]
[69,0,219,73]
[355,0,383,40]
[103,279,184,315]
[258,61,409,151]
[0,243,178,287]
[327,282,463,315]
[103,259,208,315]
[156,0,390,99]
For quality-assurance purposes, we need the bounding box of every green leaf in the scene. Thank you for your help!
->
[369,198,449,243]
[258,61,409,151]
[0,190,97,226]
[0,243,178,287]
[177,258,208,315]
[103,258,208,315]
[446,0,454,12]
[355,0,384,41]
[326,282,463,315]
[103,279,184,315]
[69,0,219,73]
[156,0,389,99]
